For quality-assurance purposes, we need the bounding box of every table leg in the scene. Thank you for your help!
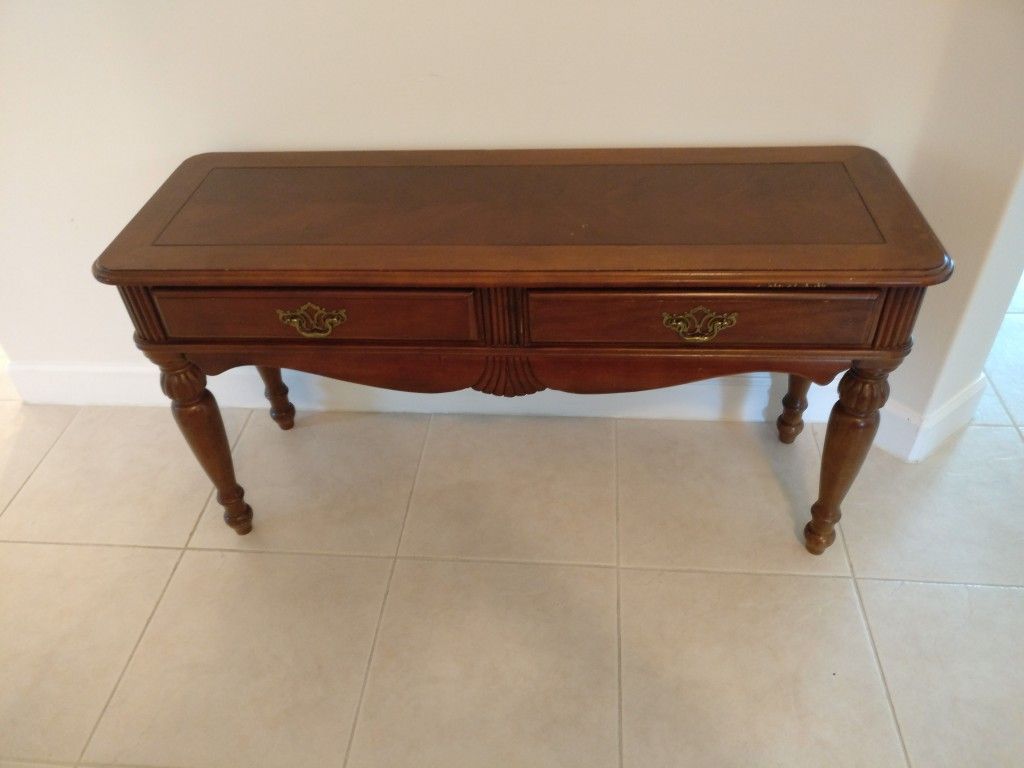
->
[805,364,891,554]
[148,351,253,535]
[256,366,296,430]
[776,374,812,444]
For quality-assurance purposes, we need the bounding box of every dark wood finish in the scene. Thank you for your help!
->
[118,286,166,342]
[155,162,883,246]
[527,290,881,347]
[96,148,951,554]
[154,289,478,342]
[94,148,950,288]
[147,350,252,534]
[777,375,813,444]
[806,365,893,554]
[182,347,855,396]
[256,366,295,430]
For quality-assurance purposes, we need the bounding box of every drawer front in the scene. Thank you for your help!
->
[153,289,479,342]
[527,290,882,347]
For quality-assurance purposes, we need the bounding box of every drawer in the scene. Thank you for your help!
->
[527,290,882,347]
[153,289,479,341]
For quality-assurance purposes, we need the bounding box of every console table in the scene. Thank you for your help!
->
[94,147,951,554]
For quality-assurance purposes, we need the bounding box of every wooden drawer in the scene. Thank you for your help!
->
[527,290,882,347]
[153,289,479,341]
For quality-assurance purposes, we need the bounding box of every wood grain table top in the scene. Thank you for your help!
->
[94,147,949,288]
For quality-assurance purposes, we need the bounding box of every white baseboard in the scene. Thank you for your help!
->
[10,361,982,462]
[875,374,986,462]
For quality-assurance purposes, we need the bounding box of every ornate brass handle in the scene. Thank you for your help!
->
[277,302,347,338]
[662,306,738,343]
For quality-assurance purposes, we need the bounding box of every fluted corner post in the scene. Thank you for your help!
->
[776,374,812,444]
[147,351,253,535]
[256,366,296,430]
[805,364,893,554]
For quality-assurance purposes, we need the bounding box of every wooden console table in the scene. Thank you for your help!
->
[94,148,951,554]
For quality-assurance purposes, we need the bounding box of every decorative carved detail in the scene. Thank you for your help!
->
[477,288,525,345]
[473,356,545,396]
[873,288,924,349]
[277,302,347,338]
[147,351,207,405]
[836,366,890,416]
[662,307,738,343]
[118,286,166,341]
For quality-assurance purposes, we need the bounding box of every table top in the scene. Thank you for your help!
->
[94,147,950,288]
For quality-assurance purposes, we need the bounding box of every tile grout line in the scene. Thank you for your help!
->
[946,423,1020,431]
[186,545,398,560]
[0,405,81,522]
[0,756,78,767]
[842,534,913,768]
[813,405,914,764]
[984,368,1020,430]
[228,409,255,451]
[810,419,823,457]
[73,539,192,764]
[816,399,912,764]
[0,407,253,550]
[0,538,182,551]
[620,562,853,579]
[393,412,433,560]
[0,537,884,580]
[856,575,1024,591]
[73,408,254,764]
[8,537,1016,589]
[394,551,615,569]
[613,420,624,768]
[341,413,433,768]
[182,545,851,579]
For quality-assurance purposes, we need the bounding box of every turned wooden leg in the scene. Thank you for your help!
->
[805,364,892,554]
[148,351,253,535]
[776,374,812,444]
[256,366,295,430]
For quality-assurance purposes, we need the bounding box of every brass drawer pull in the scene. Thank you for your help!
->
[662,306,737,343]
[277,302,347,338]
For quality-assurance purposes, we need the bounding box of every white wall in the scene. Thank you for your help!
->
[2,0,1022,459]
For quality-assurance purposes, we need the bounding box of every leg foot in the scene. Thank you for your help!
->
[777,374,811,444]
[149,351,254,535]
[218,483,253,534]
[256,366,295,430]
[804,508,836,555]
[804,364,891,554]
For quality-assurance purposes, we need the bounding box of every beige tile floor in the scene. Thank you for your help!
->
[0,291,1021,767]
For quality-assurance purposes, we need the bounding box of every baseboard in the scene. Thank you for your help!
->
[11,360,978,461]
[875,374,986,462]
[8,361,839,423]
